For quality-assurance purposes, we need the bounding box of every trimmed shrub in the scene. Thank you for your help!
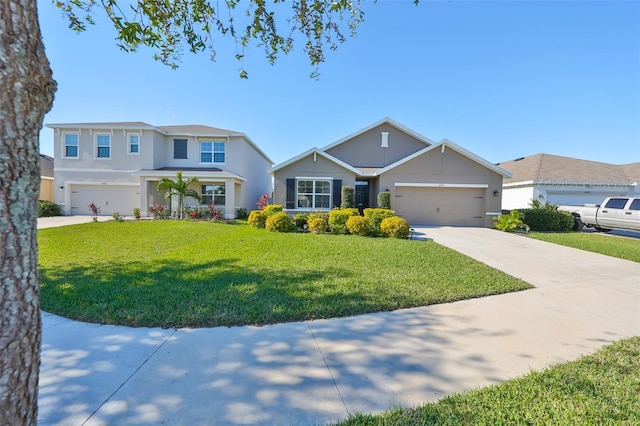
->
[328,208,360,234]
[520,209,574,232]
[293,213,308,229]
[38,200,62,217]
[364,208,396,235]
[133,207,141,220]
[248,210,266,229]
[307,211,328,222]
[493,210,525,232]
[377,191,391,209]
[262,204,283,218]
[380,216,410,239]
[236,207,249,219]
[265,211,292,232]
[308,217,328,234]
[341,186,355,209]
[346,215,370,236]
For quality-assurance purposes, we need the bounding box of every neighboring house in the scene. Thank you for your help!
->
[40,154,55,202]
[47,122,273,218]
[497,153,640,209]
[270,118,510,227]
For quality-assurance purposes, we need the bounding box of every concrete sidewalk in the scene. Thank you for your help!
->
[39,227,639,425]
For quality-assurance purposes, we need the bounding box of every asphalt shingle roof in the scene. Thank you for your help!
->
[497,153,639,184]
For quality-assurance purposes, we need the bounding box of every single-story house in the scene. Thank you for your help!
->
[270,118,510,227]
[497,153,640,209]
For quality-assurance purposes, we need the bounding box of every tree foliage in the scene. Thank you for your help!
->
[156,171,202,219]
[54,0,379,78]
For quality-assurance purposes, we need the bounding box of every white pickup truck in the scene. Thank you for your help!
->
[558,197,640,232]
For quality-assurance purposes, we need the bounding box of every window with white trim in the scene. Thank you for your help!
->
[128,134,140,154]
[96,134,111,159]
[202,184,225,206]
[64,133,79,158]
[200,141,225,163]
[297,179,331,209]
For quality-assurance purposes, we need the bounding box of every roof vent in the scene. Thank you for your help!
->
[514,157,525,162]
[381,132,389,148]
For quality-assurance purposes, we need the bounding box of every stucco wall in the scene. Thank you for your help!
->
[325,123,427,168]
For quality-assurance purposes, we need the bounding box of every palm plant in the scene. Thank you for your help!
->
[157,171,202,219]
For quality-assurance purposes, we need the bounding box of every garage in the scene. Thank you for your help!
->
[394,185,486,226]
[71,185,139,216]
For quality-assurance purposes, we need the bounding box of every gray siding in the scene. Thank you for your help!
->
[325,123,427,168]
[273,154,356,208]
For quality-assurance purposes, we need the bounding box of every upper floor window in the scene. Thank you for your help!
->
[200,141,225,163]
[64,133,79,158]
[96,134,111,159]
[128,134,140,154]
[297,179,331,209]
[174,139,188,159]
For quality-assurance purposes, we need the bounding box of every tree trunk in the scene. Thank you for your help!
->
[0,1,56,424]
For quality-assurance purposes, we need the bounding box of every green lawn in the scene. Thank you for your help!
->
[38,221,531,328]
[528,232,640,263]
[335,336,640,425]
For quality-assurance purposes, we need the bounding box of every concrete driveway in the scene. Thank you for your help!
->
[38,226,639,425]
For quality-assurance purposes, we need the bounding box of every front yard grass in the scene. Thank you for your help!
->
[529,232,640,263]
[38,221,531,328]
[335,336,640,425]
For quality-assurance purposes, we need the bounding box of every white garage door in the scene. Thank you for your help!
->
[394,187,485,226]
[71,185,139,216]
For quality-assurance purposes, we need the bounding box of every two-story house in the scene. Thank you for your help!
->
[47,122,273,218]
[271,118,510,227]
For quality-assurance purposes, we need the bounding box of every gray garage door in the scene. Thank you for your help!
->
[394,187,485,226]
[71,185,139,216]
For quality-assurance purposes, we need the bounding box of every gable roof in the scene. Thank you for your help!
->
[45,121,273,164]
[377,139,512,178]
[269,147,363,175]
[321,117,435,151]
[497,153,639,185]
[40,154,54,177]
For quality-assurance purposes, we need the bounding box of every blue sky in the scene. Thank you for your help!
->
[38,0,639,165]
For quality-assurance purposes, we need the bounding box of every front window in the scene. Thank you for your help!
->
[297,179,331,209]
[200,141,225,163]
[64,133,78,158]
[96,134,110,158]
[128,134,139,154]
[202,184,225,205]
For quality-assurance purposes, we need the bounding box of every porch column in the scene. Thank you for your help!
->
[224,178,235,219]
[139,178,149,217]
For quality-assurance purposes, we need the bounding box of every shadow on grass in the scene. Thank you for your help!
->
[40,258,375,328]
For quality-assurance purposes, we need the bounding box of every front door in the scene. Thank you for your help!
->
[355,182,369,211]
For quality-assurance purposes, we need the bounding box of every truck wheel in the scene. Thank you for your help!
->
[594,226,611,233]
[573,217,584,232]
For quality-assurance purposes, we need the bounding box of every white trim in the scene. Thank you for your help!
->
[41,176,54,181]
[68,181,139,187]
[394,183,489,189]
[54,168,138,173]
[132,169,246,182]
[295,176,334,180]
[127,133,141,155]
[485,212,502,216]
[94,132,111,160]
[270,148,362,175]
[378,139,512,178]
[61,132,79,159]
